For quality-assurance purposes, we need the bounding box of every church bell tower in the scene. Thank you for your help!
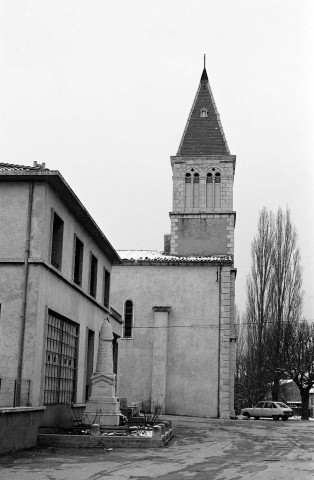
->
[168,64,236,258]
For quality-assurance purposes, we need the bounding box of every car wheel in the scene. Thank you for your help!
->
[282,416,288,421]
[243,412,250,419]
[254,416,260,420]
[272,415,280,421]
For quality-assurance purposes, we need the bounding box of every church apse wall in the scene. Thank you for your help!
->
[111,262,221,418]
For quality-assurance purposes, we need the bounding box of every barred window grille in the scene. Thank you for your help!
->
[44,311,79,405]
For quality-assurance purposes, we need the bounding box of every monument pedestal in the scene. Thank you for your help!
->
[85,319,121,426]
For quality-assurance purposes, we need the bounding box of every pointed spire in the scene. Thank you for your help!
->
[200,68,208,82]
[200,54,208,82]
[177,61,230,156]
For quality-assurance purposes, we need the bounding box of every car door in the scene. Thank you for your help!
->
[262,401,272,417]
[254,401,264,417]
[271,402,279,417]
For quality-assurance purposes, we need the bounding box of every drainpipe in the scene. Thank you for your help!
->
[16,181,34,406]
[217,264,222,418]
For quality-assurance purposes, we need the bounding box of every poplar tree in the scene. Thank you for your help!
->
[237,207,304,411]
[268,208,303,400]
[245,208,275,402]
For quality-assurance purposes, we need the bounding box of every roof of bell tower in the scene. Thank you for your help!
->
[177,67,230,156]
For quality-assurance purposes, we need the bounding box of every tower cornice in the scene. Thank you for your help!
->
[171,154,236,164]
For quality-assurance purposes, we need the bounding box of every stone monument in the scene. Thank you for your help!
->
[85,318,121,425]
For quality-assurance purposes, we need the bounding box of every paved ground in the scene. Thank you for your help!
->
[0,416,314,479]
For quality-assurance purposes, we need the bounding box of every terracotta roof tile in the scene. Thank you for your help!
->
[118,250,232,264]
[0,162,49,171]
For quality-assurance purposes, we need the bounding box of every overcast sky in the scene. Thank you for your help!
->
[1,0,313,320]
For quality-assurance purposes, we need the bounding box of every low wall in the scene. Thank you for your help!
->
[41,403,86,428]
[38,422,173,449]
[0,407,46,455]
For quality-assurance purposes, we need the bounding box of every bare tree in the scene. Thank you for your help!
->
[268,208,303,400]
[281,321,314,419]
[234,310,250,412]
[237,207,304,409]
[244,208,275,401]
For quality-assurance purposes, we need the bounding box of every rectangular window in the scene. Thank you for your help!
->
[123,300,133,338]
[44,311,78,405]
[89,254,98,298]
[73,236,84,286]
[103,268,110,308]
[85,329,94,401]
[51,212,64,270]
[193,175,200,208]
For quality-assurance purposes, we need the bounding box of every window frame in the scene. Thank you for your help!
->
[193,172,200,208]
[44,310,79,406]
[73,234,84,287]
[123,299,134,339]
[103,267,110,308]
[206,169,222,209]
[89,253,98,298]
[185,171,200,208]
[50,209,64,271]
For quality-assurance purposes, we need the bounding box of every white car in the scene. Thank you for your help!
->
[241,401,293,421]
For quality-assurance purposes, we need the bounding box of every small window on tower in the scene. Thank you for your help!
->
[185,173,192,208]
[193,173,200,208]
[214,173,221,208]
[200,108,208,118]
[206,173,213,208]
[215,172,221,184]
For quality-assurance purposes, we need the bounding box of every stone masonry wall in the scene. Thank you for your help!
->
[170,155,235,257]
[171,155,235,213]
[219,267,232,419]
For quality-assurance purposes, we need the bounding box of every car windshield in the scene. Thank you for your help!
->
[276,402,289,408]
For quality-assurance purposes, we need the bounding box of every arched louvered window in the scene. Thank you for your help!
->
[206,173,213,208]
[185,173,192,208]
[193,173,200,208]
[123,299,133,339]
[214,173,221,208]
[206,171,222,208]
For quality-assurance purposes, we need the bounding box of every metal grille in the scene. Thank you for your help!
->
[44,311,78,405]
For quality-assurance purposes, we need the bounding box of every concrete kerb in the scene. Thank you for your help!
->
[37,420,173,449]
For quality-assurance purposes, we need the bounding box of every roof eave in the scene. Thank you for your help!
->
[0,170,122,265]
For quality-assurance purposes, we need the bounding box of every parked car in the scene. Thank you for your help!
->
[241,401,293,421]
